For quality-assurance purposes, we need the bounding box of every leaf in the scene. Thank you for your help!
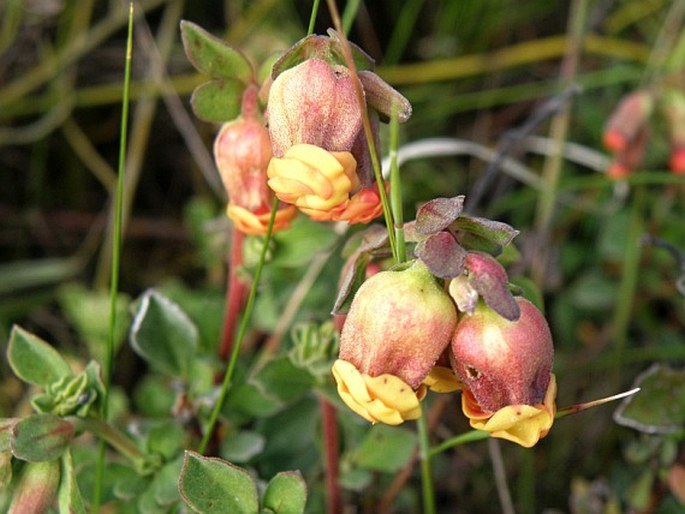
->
[332,251,371,315]
[352,424,416,473]
[414,231,466,278]
[415,196,465,235]
[179,451,259,514]
[0,451,11,490]
[58,449,86,514]
[220,431,265,463]
[452,214,519,255]
[58,284,130,364]
[32,360,106,417]
[262,471,307,514]
[465,252,520,321]
[614,364,685,434]
[180,20,253,82]
[190,79,244,123]
[130,289,199,379]
[10,414,74,462]
[7,325,73,387]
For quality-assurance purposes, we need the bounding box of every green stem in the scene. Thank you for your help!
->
[198,196,280,454]
[307,0,321,35]
[390,106,406,263]
[429,429,489,457]
[417,406,436,514]
[92,4,134,512]
[610,186,645,383]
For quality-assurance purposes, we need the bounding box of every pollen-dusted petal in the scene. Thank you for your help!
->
[462,374,557,448]
[332,359,422,425]
[423,365,462,393]
[226,203,297,235]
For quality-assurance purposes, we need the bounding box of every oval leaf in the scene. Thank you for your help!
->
[262,471,307,514]
[191,79,244,123]
[180,20,253,82]
[415,196,465,235]
[179,451,259,514]
[10,414,74,462]
[465,252,520,321]
[130,290,199,378]
[614,364,685,434]
[8,325,73,387]
[415,232,466,278]
[352,424,416,473]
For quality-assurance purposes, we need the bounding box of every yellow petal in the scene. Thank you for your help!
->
[226,203,297,235]
[463,374,557,448]
[423,365,462,393]
[331,359,422,425]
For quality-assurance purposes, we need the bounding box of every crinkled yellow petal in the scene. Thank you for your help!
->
[332,359,422,425]
[267,145,356,212]
[332,186,383,224]
[463,374,557,448]
[226,203,297,235]
[423,365,462,393]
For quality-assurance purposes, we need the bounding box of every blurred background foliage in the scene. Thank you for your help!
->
[1,0,685,512]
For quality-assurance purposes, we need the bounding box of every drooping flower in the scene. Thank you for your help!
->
[265,44,411,223]
[602,90,654,154]
[213,87,297,235]
[333,260,457,424]
[451,297,556,446]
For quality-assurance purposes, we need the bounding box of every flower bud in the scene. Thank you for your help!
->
[213,92,297,235]
[603,90,653,153]
[8,460,60,514]
[451,297,553,413]
[333,260,458,424]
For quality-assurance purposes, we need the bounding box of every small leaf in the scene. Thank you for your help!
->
[180,20,253,82]
[614,364,685,434]
[262,471,307,514]
[7,325,73,387]
[414,232,466,278]
[358,70,412,123]
[465,252,520,321]
[190,79,244,123]
[452,214,518,255]
[0,418,17,452]
[220,431,265,463]
[332,251,371,315]
[130,289,199,379]
[58,449,86,514]
[10,414,74,462]
[415,196,465,235]
[352,424,416,473]
[179,451,259,514]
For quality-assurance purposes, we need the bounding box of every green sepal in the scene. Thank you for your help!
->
[190,79,244,123]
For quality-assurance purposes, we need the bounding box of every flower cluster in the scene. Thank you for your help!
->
[602,88,685,179]
[333,248,556,448]
[210,32,411,234]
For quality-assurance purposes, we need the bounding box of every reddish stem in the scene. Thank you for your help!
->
[320,396,342,514]
[219,229,248,360]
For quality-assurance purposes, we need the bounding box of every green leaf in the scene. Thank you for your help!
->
[190,79,244,123]
[0,418,17,452]
[351,424,416,473]
[58,449,86,514]
[0,451,12,490]
[32,360,106,417]
[220,431,265,463]
[614,364,685,434]
[58,284,131,364]
[10,414,74,462]
[262,471,307,514]
[179,451,259,514]
[130,289,199,379]
[180,20,253,82]
[7,325,73,387]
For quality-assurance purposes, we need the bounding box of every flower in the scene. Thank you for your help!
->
[333,260,458,424]
[462,374,556,447]
[602,90,654,153]
[265,56,389,223]
[213,87,297,235]
[450,297,554,413]
[267,144,358,212]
